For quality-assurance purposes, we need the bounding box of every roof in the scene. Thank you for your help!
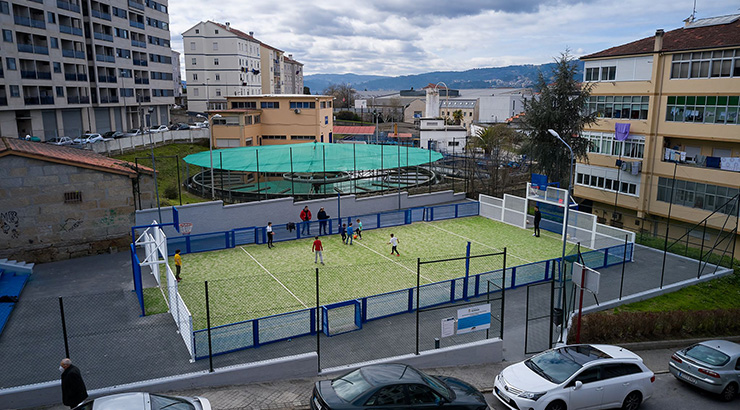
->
[210,21,259,43]
[582,14,740,59]
[388,133,414,139]
[333,126,376,135]
[0,138,154,177]
[423,83,448,89]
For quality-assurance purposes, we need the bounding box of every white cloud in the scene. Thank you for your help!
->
[169,0,738,76]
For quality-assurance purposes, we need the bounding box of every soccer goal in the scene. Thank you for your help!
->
[322,300,362,336]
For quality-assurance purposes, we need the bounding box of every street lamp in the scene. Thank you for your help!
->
[197,113,222,200]
[547,128,574,344]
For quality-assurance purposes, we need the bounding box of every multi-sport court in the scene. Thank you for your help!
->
[149,216,566,330]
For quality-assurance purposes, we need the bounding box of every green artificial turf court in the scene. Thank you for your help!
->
[144,216,566,329]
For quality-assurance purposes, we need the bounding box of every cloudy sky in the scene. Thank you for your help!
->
[169,0,738,76]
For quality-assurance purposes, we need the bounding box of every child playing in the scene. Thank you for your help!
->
[346,223,354,245]
[389,234,399,256]
[340,223,347,244]
[355,219,362,239]
[312,236,324,265]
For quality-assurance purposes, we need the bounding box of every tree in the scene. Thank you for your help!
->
[521,51,595,186]
[303,86,311,95]
[469,124,520,196]
[322,83,356,109]
[452,110,464,125]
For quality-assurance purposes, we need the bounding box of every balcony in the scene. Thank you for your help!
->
[129,21,144,29]
[128,0,145,10]
[95,54,115,63]
[37,71,51,79]
[664,147,740,173]
[59,25,83,36]
[0,97,7,106]
[21,70,37,79]
[17,43,34,53]
[34,45,49,55]
[65,73,77,81]
[57,0,81,13]
[134,78,149,84]
[40,96,54,104]
[67,96,81,104]
[131,40,146,48]
[75,51,85,59]
[97,75,116,83]
[99,96,119,103]
[132,59,147,66]
[13,16,46,29]
[62,48,75,58]
[78,73,87,81]
[93,32,114,42]
[91,10,112,21]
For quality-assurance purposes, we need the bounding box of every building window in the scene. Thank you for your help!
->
[9,84,19,97]
[657,177,739,215]
[53,62,61,73]
[50,37,58,48]
[666,95,739,125]
[291,135,316,140]
[56,86,64,97]
[193,88,199,96]
[214,29,218,34]
[47,11,56,23]
[195,29,199,34]
[260,101,279,109]
[212,42,218,50]
[6,57,16,70]
[215,89,221,96]
[600,66,616,81]
[290,101,316,109]
[0,1,8,15]
[64,191,83,203]
[582,133,644,159]
[2,29,12,43]
[190,41,195,50]
[192,73,198,81]
[262,135,287,139]
[215,74,220,81]
[191,57,196,65]
[585,95,649,120]
[585,67,599,81]
[214,58,219,65]
[232,101,257,109]
[671,49,740,79]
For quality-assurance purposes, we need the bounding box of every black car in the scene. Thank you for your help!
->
[102,131,125,139]
[169,122,190,130]
[311,363,488,409]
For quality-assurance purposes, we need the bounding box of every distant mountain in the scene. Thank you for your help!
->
[304,62,584,92]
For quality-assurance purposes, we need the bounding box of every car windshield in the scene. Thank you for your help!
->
[128,129,138,133]
[331,368,372,402]
[685,344,730,366]
[526,345,609,384]
[419,373,452,400]
[150,394,195,410]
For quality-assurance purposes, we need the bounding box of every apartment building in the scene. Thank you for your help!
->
[260,42,283,95]
[579,14,740,252]
[209,94,333,148]
[282,54,303,94]
[0,0,175,139]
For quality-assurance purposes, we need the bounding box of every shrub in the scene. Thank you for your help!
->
[164,185,178,199]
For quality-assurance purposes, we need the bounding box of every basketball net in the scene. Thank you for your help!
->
[179,222,193,235]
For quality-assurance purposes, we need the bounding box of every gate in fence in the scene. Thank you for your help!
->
[524,280,557,354]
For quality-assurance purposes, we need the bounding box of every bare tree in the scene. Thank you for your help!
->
[322,83,356,109]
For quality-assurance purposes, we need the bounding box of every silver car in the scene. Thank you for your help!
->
[669,339,740,401]
[74,392,210,410]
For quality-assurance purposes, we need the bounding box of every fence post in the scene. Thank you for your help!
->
[415,258,421,355]
[316,267,320,372]
[501,247,506,340]
[205,281,214,372]
[697,220,708,279]
[619,235,628,300]
[59,297,70,358]
[463,242,471,300]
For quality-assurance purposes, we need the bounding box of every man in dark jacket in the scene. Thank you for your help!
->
[317,207,329,235]
[300,206,312,235]
[533,205,541,237]
[60,358,88,408]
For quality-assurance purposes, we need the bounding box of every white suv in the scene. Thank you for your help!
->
[494,344,654,410]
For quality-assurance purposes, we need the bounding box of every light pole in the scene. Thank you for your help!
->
[548,129,574,344]
[197,113,222,200]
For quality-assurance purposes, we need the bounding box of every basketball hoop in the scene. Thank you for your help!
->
[179,222,193,235]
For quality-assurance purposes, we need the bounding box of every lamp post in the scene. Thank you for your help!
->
[547,129,574,344]
[197,113,222,200]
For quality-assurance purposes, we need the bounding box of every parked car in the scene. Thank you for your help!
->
[150,125,169,133]
[169,122,190,130]
[46,136,74,146]
[123,128,143,137]
[669,339,740,401]
[73,133,105,144]
[311,363,488,409]
[102,131,125,139]
[190,121,208,129]
[73,392,211,410]
[493,344,654,410]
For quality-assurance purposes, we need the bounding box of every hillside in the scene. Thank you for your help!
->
[305,61,584,92]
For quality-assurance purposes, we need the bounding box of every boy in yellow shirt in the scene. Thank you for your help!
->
[174,249,182,282]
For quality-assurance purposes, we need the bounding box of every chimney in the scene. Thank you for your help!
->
[249,31,254,37]
[654,29,664,52]
[288,54,293,59]
[225,22,230,29]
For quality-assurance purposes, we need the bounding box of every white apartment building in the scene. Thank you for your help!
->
[260,42,283,95]
[182,21,262,113]
[283,54,304,94]
[0,0,175,138]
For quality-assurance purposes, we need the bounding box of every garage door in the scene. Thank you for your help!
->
[42,110,57,138]
[95,108,111,133]
[62,109,83,137]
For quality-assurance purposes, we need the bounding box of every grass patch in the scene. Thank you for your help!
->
[143,287,168,315]
[113,142,210,206]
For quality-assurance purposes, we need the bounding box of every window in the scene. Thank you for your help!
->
[215,74,220,81]
[56,86,64,97]
[50,37,59,48]
[6,57,16,70]
[214,58,219,65]
[407,384,439,405]
[48,12,56,23]
[195,29,199,34]
[192,73,198,81]
[232,101,257,109]
[291,135,316,140]
[666,95,740,125]
[262,135,286,139]
[600,66,616,81]
[260,101,279,109]
[53,62,61,73]
[215,89,221,96]
[191,57,196,65]
[193,88,199,96]
[64,191,83,203]
[585,95,648,120]
[364,385,406,406]
[671,49,740,79]
[214,29,218,34]
[190,41,195,51]
[0,1,8,15]
[10,85,19,97]
[115,28,129,39]
[212,42,218,50]
[290,101,316,109]
[2,29,12,42]
[585,67,599,81]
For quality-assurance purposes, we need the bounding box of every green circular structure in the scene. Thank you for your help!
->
[183,142,443,172]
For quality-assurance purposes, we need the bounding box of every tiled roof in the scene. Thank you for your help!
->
[333,126,376,135]
[211,21,258,43]
[0,138,154,177]
[422,83,448,89]
[582,14,740,59]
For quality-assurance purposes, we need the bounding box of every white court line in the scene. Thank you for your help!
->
[427,223,534,264]
[353,240,435,284]
[239,246,308,309]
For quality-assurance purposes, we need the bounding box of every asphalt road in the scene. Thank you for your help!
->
[485,373,738,410]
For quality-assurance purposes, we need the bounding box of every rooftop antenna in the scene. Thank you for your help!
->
[683,0,697,23]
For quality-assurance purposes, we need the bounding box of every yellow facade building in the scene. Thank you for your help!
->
[579,14,740,254]
[209,94,334,148]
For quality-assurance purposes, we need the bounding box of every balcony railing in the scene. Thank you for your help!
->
[21,70,37,79]
[17,43,34,53]
[91,10,112,21]
[93,32,114,42]
[59,25,83,36]
[129,21,145,29]
[95,54,115,63]
[75,51,85,59]
[40,96,54,104]
[99,96,119,103]
[134,78,149,84]
[131,40,146,48]
[34,45,49,55]
[132,59,147,66]
[663,147,740,172]
[57,0,81,13]
[128,0,145,10]
[98,75,116,83]
[65,73,77,81]
[67,96,81,104]
[0,97,7,106]
[62,48,75,58]
[37,71,51,79]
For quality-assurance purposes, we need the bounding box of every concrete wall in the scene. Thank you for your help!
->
[0,339,502,409]
[0,155,155,263]
[136,190,469,236]
[87,128,210,156]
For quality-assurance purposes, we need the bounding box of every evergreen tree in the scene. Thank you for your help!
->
[521,51,595,186]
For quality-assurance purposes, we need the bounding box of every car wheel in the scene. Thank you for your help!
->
[545,400,567,410]
[721,383,738,402]
[621,391,642,410]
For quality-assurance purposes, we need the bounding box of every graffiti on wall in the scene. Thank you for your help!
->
[61,218,83,232]
[1,211,20,239]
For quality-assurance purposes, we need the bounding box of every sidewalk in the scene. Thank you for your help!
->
[30,341,699,410]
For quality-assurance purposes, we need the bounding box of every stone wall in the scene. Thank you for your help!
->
[0,155,154,263]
